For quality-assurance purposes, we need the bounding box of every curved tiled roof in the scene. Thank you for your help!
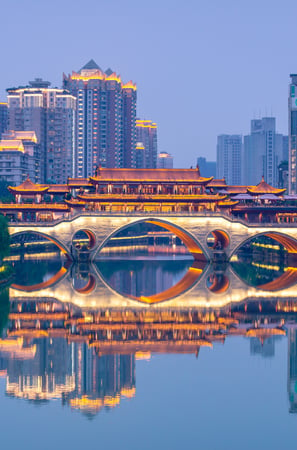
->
[247,177,286,195]
[9,177,49,194]
[90,168,213,184]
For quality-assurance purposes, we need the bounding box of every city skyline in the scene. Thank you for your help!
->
[1,0,296,168]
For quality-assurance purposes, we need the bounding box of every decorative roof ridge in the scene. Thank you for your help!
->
[8,176,49,193]
[247,177,286,195]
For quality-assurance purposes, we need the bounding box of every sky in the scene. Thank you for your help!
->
[1,0,297,167]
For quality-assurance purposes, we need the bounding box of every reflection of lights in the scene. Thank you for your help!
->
[135,351,151,361]
[6,375,75,400]
[252,242,280,250]
[251,262,282,271]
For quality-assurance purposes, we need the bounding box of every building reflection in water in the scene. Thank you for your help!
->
[288,329,297,413]
[4,250,297,416]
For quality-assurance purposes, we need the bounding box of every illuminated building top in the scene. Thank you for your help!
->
[64,59,137,91]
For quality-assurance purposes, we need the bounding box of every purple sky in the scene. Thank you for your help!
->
[1,0,296,167]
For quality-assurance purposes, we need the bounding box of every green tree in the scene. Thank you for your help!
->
[0,215,10,265]
[0,287,9,335]
[0,179,15,203]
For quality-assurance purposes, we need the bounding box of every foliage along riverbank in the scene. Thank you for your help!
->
[0,215,13,285]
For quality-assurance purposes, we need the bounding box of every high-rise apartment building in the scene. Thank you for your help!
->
[216,135,242,185]
[289,74,297,194]
[157,152,173,168]
[63,60,137,177]
[243,117,284,187]
[0,102,8,138]
[7,78,76,184]
[0,130,41,185]
[197,157,216,178]
[135,119,157,168]
[135,142,146,168]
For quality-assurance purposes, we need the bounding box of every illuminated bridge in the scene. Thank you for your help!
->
[8,212,297,262]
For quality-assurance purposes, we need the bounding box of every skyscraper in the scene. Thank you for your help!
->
[157,152,173,168]
[289,74,297,194]
[0,102,8,138]
[216,135,242,185]
[0,130,41,184]
[7,79,76,183]
[243,117,284,187]
[197,157,216,178]
[63,60,137,177]
[135,142,146,169]
[135,119,158,168]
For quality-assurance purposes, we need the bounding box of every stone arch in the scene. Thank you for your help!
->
[95,217,207,260]
[10,230,71,257]
[11,266,69,292]
[207,229,230,250]
[72,229,96,250]
[230,231,297,257]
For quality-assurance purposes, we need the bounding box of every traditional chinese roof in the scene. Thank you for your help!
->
[90,168,213,184]
[217,201,239,207]
[76,193,227,203]
[47,185,70,194]
[64,199,86,207]
[221,186,252,194]
[67,178,92,188]
[247,177,286,195]
[8,177,49,194]
[207,178,227,187]
[0,204,69,212]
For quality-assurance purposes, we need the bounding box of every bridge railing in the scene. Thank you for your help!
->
[7,210,297,229]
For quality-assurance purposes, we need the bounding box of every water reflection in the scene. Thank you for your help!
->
[2,248,297,423]
[1,291,297,417]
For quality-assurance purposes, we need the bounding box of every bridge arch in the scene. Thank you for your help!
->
[230,231,297,258]
[72,229,96,250]
[94,217,207,260]
[10,230,71,257]
[206,229,230,250]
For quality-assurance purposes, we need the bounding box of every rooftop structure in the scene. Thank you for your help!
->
[63,60,137,176]
[157,152,173,169]
[0,130,41,184]
[136,119,158,168]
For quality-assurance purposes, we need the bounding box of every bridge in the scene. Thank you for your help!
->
[8,212,297,261]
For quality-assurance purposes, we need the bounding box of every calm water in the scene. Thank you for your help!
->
[1,250,297,449]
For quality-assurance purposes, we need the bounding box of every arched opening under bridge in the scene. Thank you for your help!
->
[96,218,206,261]
[206,230,230,250]
[10,230,70,257]
[72,229,96,251]
[231,232,297,291]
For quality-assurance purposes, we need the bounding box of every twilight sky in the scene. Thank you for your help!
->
[1,0,296,167]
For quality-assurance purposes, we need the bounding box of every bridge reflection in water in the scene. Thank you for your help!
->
[1,255,297,416]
